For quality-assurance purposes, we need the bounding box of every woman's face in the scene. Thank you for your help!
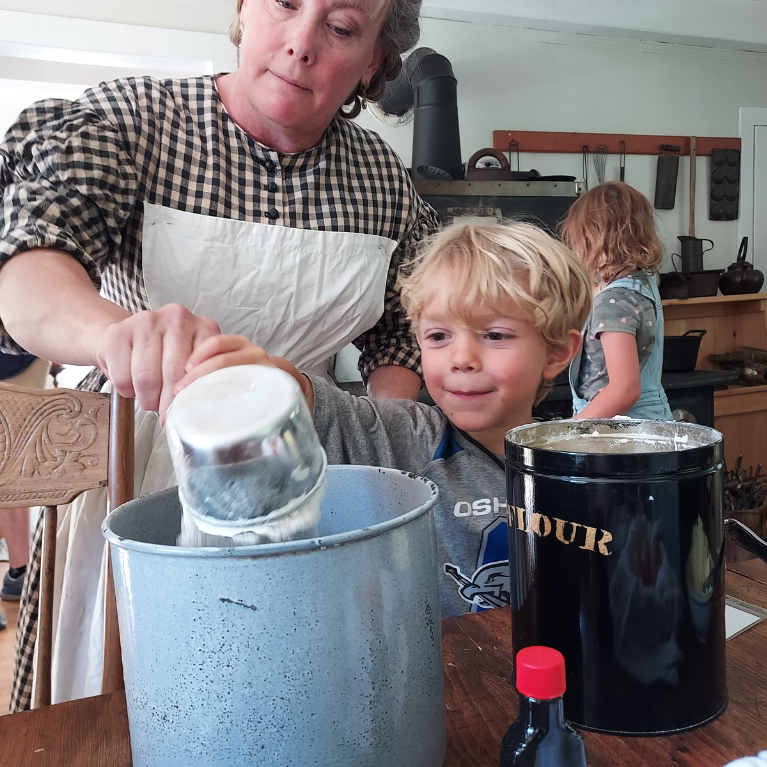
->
[236,0,388,146]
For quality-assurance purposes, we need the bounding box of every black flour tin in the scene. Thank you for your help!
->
[505,419,727,735]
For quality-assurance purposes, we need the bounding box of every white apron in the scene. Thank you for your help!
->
[47,204,397,703]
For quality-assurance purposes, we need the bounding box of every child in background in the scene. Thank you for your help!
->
[175,222,591,617]
[561,182,673,420]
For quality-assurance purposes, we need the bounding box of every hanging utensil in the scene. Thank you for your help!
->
[689,136,697,237]
[507,139,520,174]
[619,140,626,182]
[582,146,590,191]
[593,145,608,185]
[654,144,681,210]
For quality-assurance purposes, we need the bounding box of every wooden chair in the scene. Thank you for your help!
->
[0,383,134,707]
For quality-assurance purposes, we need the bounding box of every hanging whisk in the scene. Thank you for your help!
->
[582,146,590,191]
[593,145,608,185]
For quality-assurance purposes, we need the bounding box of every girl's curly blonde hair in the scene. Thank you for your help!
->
[560,182,664,283]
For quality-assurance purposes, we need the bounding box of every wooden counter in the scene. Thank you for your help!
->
[2,566,767,767]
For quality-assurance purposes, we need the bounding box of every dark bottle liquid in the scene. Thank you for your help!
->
[499,646,587,767]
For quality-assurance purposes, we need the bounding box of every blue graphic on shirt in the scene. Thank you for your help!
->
[444,518,510,612]
[432,428,463,461]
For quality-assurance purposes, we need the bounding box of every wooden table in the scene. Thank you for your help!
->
[2,563,767,766]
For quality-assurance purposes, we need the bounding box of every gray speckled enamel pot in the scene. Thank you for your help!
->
[102,465,445,767]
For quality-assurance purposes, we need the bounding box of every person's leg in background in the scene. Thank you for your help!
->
[0,507,30,600]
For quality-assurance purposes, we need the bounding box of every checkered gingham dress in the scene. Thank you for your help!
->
[0,75,439,711]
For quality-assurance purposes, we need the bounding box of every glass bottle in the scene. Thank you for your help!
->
[499,646,587,767]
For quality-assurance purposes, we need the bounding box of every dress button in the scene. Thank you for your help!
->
[263,160,275,172]
[267,182,279,193]
[266,207,280,219]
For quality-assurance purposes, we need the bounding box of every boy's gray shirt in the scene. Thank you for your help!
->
[310,376,510,619]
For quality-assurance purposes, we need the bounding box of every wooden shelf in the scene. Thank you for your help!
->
[716,383,767,398]
[663,295,766,347]
[715,385,767,420]
[715,385,767,467]
[492,131,740,156]
[662,293,767,307]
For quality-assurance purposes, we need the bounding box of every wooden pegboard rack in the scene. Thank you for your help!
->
[492,131,740,156]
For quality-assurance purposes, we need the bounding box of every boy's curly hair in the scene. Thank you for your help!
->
[399,220,593,404]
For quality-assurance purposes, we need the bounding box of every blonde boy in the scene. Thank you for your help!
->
[176,222,592,617]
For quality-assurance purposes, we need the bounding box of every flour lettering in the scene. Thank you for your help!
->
[511,507,612,556]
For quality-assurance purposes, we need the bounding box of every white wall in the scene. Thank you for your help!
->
[422,0,767,54]
[3,5,767,270]
[0,0,234,33]
[0,10,237,135]
[356,19,767,271]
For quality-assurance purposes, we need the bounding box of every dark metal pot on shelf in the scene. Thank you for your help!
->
[661,269,722,300]
[505,419,767,736]
[662,329,707,372]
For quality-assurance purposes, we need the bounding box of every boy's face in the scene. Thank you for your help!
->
[417,278,577,454]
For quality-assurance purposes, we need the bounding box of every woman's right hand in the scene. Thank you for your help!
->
[94,304,220,422]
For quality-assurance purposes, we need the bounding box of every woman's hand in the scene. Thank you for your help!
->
[174,335,314,408]
[94,304,220,422]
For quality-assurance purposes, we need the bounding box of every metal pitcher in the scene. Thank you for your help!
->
[678,235,714,273]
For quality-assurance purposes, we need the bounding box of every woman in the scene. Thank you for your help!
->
[0,0,438,710]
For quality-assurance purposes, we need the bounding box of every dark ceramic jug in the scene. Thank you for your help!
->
[719,237,765,295]
[677,236,714,273]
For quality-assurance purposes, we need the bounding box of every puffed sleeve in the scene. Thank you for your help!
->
[591,288,653,337]
[354,189,440,382]
[0,91,140,347]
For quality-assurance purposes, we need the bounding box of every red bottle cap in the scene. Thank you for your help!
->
[515,646,567,700]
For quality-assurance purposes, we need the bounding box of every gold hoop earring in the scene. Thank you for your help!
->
[238,20,244,47]
[360,82,368,110]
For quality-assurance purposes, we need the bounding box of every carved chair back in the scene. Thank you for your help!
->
[0,382,134,707]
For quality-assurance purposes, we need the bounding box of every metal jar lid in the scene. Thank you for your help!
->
[505,419,723,478]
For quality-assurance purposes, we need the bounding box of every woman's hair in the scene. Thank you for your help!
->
[230,0,422,119]
[400,221,592,349]
[560,182,664,282]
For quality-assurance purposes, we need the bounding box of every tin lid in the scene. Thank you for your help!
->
[165,365,326,526]
[516,646,566,700]
[505,419,723,478]
[167,365,299,452]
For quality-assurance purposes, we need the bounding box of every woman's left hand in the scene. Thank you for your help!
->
[174,335,274,393]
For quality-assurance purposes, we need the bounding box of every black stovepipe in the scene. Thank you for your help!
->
[409,51,463,181]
